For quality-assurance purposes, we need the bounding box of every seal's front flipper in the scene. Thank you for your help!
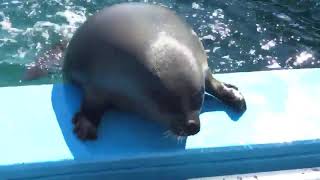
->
[72,111,98,140]
[72,90,108,140]
[205,70,247,113]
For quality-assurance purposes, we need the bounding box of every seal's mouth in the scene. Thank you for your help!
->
[171,129,197,137]
[170,121,200,137]
[172,128,190,137]
[163,130,188,143]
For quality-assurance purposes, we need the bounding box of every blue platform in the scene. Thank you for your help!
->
[0,68,319,179]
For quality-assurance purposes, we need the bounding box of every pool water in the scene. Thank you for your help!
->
[0,0,319,87]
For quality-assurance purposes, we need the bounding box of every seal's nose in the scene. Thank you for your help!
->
[185,119,200,135]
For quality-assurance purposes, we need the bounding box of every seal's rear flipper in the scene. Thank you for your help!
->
[23,66,49,81]
[23,40,68,81]
[205,69,247,113]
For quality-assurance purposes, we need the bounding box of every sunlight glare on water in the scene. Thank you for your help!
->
[0,0,319,86]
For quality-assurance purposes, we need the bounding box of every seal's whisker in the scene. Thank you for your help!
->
[178,136,187,144]
[177,136,183,144]
[162,131,186,144]
[163,130,171,138]
[169,133,178,140]
[177,136,181,144]
[163,130,177,139]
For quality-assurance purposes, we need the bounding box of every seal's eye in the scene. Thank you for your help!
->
[151,88,182,114]
[160,95,182,113]
[190,87,204,110]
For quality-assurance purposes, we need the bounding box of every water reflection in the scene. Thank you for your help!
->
[0,0,319,86]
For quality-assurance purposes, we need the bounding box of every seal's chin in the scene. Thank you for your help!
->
[170,118,201,136]
[171,129,189,137]
[170,124,200,137]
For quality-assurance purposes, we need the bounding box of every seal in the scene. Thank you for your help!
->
[63,3,247,140]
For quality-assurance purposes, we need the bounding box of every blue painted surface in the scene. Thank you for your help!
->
[0,69,320,179]
[187,68,320,147]
[0,85,73,166]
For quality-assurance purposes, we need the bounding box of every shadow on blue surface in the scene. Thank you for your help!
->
[51,83,243,160]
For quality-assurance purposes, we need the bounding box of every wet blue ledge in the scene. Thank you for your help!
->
[0,68,319,179]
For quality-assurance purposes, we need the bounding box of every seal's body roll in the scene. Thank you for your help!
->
[63,3,246,140]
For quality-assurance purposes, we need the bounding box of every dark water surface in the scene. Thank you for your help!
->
[0,0,319,86]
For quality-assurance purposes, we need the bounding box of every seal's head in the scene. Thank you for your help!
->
[152,81,205,136]
[148,32,206,136]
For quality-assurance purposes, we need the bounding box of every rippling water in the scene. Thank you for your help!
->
[0,0,319,86]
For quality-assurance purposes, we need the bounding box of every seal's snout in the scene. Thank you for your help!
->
[171,118,200,136]
[185,119,200,135]
[238,98,247,113]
